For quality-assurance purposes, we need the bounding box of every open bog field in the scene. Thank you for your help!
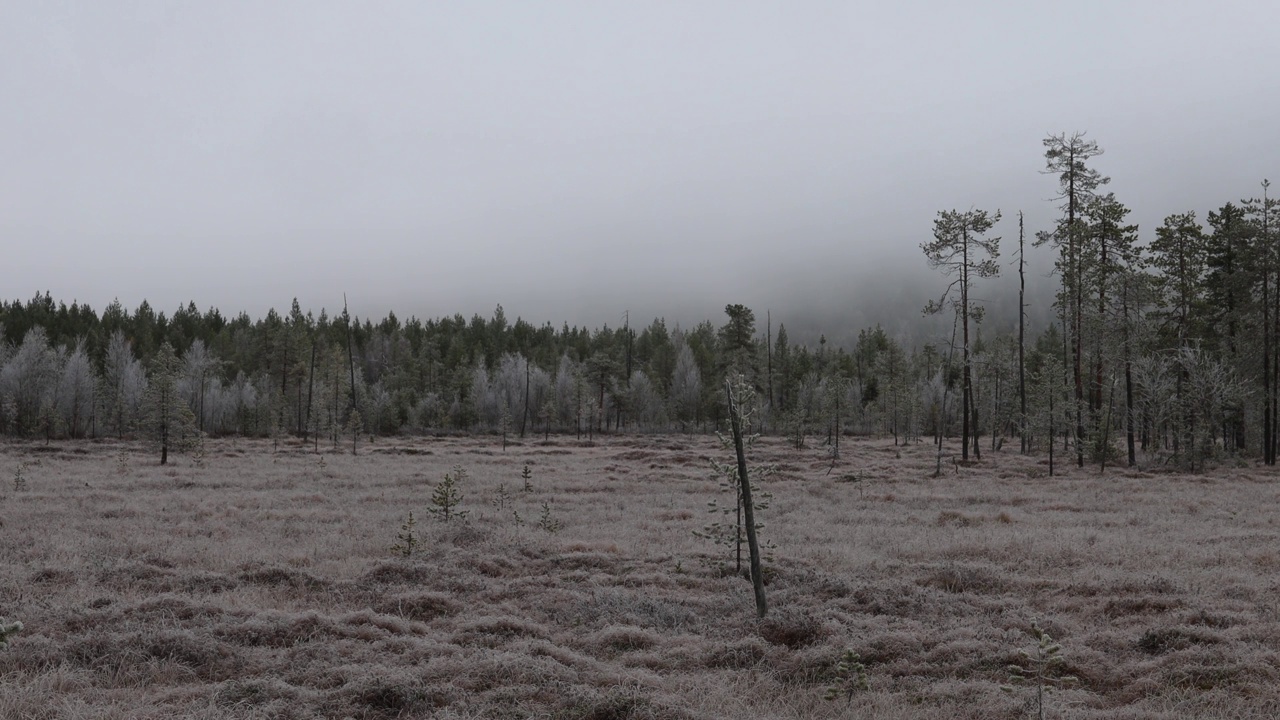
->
[2,434,1279,719]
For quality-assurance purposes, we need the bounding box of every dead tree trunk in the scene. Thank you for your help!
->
[726,380,767,619]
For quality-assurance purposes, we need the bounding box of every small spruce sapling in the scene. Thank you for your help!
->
[13,462,28,492]
[0,618,22,650]
[192,432,208,468]
[823,650,870,704]
[1004,620,1078,720]
[391,511,418,557]
[538,501,561,533]
[427,465,470,522]
[521,464,534,493]
[493,482,512,511]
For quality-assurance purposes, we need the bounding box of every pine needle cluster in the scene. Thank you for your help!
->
[1003,620,1078,720]
[538,501,561,533]
[493,482,512,511]
[427,465,470,523]
[390,511,418,557]
[0,618,23,650]
[823,650,870,703]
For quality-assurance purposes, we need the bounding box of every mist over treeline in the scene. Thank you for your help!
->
[2,133,1277,473]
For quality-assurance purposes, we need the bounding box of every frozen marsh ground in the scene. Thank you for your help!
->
[2,434,1279,719]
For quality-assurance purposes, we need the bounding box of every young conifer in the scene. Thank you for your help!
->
[428,465,470,522]
[1004,620,1077,720]
[823,650,870,704]
[390,511,418,557]
[139,342,198,465]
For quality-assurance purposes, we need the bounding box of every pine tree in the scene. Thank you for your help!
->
[427,465,470,522]
[1080,192,1141,462]
[923,208,1001,461]
[1204,202,1251,451]
[1038,132,1110,467]
[139,342,198,465]
[1243,181,1280,463]
[1149,212,1207,465]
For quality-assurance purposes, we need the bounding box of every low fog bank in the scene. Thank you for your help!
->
[377,243,1061,352]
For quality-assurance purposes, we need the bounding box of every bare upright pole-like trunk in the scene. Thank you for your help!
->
[1266,242,1273,464]
[1267,181,1277,465]
[766,310,773,428]
[344,295,359,455]
[344,295,358,420]
[962,226,972,461]
[1123,275,1136,467]
[1019,212,1028,453]
[726,380,767,619]
[305,338,316,446]
[520,359,530,438]
[1048,385,1055,477]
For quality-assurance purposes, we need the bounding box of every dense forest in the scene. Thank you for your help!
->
[1,134,1276,471]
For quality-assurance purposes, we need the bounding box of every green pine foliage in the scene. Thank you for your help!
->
[493,482,512,511]
[537,501,561,533]
[427,465,470,523]
[823,650,870,703]
[138,342,198,465]
[390,511,418,557]
[1003,620,1078,720]
[0,618,22,650]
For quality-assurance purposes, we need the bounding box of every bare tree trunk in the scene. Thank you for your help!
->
[344,295,359,456]
[1123,277,1136,466]
[962,227,972,461]
[344,295,358,420]
[726,380,767,619]
[520,359,530,438]
[1048,381,1055,476]
[304,339,316,443]
[1019,211,1027,454]
[766,310,774,430]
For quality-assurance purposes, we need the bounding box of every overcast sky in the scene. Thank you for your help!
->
[2,1,1276,339]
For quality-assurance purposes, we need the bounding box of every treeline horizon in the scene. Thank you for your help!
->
[1,132,1277,472]
[0,290,949,441]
